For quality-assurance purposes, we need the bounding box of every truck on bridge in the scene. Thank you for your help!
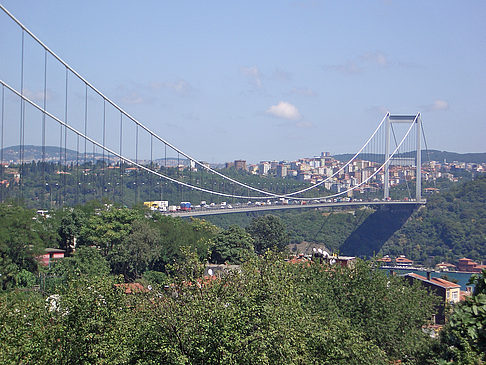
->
[180,202,192,211]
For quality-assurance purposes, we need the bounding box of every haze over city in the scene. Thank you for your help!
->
[0,0,485,163]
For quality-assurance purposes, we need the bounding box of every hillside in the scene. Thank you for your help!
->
[334,150,486,164]
[381,176,486,264]
[0,145,191,166]
[0,145,103,163]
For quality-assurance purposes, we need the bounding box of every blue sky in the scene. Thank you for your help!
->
[1,1,485,163]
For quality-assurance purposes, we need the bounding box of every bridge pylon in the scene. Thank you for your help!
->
[384,113,422,202]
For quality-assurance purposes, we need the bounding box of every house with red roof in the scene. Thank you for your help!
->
[435,262,457,272]
[37,248,65,267]
[377,255,392,265]
[457,258,486,273]
[395,255,413,267]
[403,272,461,324]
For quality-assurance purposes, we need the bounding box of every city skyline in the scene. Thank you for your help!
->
[1,1,485,164]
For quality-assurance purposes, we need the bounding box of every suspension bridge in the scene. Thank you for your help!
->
[0,5,429,215]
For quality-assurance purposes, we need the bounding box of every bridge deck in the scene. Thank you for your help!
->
[166,200,426,217]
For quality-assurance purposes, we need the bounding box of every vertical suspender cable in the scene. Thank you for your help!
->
[63,67,68,206]
[189,157,192,200]
[83,83,88,202]
[200,159,203,204]
[102,99,106,199]
[119,112,123,205]
[84,84,88,169]
[42,51,47,207]
[178,152,182,202]
[76,134,79,205]
[135,124,138,205]
[42,49,47,204]
[19,30,25,203]
[92,142,96,199]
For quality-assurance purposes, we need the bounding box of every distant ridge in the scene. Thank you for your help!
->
[1,145,484,165]
[0,145,107,163]
[333,150,486,164]
[0,145,190,165]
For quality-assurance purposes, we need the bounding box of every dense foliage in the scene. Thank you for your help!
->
[246,214,289,253]
[382,176,486,264]
[210,225,254,264]
[0,205,45,289]
[435,269,486,364]
[0,256,441,364]
[0,197,484,363]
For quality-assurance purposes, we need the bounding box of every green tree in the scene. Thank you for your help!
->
[470,268,486,296]
[78,206,142,256]
[152,215,216,273]
[108,219,160,280]
[14,269,37,288]
[292,259,438,363]
[210,225,254,264]
[436,269,486,364]
[48,246,110,278]
[51,275,135,364]
[0,290,56,364]
[131,253,390,364]
[0,204,44,290]
[57,208,85,254]
[0,253,440,364]
[246,214,289,253]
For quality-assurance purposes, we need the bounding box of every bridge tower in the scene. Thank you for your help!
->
[384,113,422,202]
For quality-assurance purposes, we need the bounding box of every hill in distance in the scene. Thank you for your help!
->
[1,145,484,165]
[333,150,486,164]
[0,145,190,166]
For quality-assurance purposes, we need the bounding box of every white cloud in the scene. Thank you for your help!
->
[23,88,52,103]
[266,101,302,120]
[431,99,449,111]
[421,99,449,112]
[241,66,263,88]
[362,51,388,66]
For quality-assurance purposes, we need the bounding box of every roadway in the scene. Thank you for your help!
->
[166,200,426,217]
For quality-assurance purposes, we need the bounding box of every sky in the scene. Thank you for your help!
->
[0,1,485,163]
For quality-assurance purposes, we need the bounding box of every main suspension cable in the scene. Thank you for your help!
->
[0,4,389,199]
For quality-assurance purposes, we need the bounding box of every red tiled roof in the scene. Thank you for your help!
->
[377,257,392,262]
[431,277,461,288]
[436,262,456,268]
[396,257,413,263]
[406,273,460,289]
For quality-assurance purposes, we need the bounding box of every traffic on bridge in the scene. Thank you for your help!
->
[144,198,426,217]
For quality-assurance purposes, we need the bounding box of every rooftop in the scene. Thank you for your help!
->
[405,273,460,289]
